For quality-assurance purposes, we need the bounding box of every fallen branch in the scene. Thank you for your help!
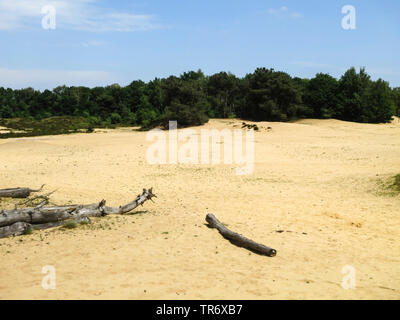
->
[206,213,277,257]
[0,188,156,238]
[14,189,57,209]
[241,122,259,131]
[31,216,91,231]
[0,222,31,238]
[0,217,91,238]
[0,185,45,199]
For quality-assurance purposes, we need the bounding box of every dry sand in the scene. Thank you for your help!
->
[0,118,399,300]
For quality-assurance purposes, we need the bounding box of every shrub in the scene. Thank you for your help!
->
[24,227,33,235]
[110,113,122,124]
[63,221,77,229]
[159,101,209,129]
[392,174,400,192]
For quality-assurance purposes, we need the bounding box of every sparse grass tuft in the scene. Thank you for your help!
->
[63,221,78,229]
[392,174,400,192]
[377,174,400,196]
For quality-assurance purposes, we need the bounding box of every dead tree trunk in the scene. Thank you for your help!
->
[206,213,277,257]
[0,217,91,238]
[31,216,91,231]
[0,188,156,238]
[0,185,45,198]
[0,222,31,238]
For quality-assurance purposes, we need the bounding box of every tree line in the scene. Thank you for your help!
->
[1,67,399,129]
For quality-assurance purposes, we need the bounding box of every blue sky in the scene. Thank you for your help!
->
[0,0,399,90]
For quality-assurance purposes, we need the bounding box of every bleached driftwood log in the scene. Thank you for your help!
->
[0,188,156,238]
[0,185,45,199]
[0,217,91,238]
[0,222,31,238]
[206,213,277,257]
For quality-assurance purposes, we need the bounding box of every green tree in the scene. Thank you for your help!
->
[207,72,239,118]
[361,79,395,123]
[0,67,397,129]
[157,74,209,128]
[337,67,371,122]
[393,88,400,116]
[304,73,339,118]
[244,68,302,121]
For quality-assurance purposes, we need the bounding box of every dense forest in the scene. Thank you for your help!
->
[1,67,399,130]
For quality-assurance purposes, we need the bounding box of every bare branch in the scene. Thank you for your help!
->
[206,213,277,257]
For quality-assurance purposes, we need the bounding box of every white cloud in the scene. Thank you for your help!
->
[76,13,159,32]
[0,67,121,90]
[291,12,303,18]
[267,6,303,19]
[0,0,159,32]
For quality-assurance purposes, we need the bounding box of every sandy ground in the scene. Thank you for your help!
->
[0,118,399,300]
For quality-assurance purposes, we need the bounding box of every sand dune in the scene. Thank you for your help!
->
[0,118,399,299]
